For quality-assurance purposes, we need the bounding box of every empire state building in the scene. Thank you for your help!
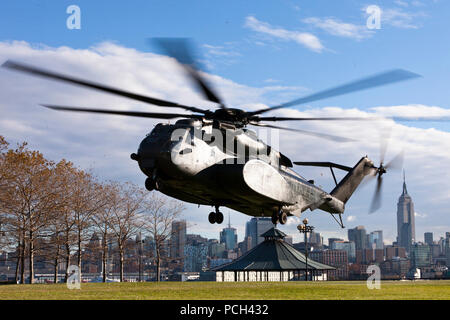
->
[397,174,415,253]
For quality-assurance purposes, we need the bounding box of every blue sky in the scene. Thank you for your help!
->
[1,0,449,244]
[1,0,449,109]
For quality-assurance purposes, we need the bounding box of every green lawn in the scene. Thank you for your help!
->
[0,280,449,300]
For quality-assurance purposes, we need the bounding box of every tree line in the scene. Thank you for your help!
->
[0,136,184,283]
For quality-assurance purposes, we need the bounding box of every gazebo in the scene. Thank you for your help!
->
[213,228,334,282]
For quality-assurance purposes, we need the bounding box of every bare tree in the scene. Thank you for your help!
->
[108,183,146,282]
[143,193,184,282]
[91,182,118,282]
[65,169,106,280]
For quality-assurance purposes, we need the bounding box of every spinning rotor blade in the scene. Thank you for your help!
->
[379,129,391,164]
[41,104,202,120]
[249,69,421,116]
[249,122,356,142]
[2,60,207,114]
[369,175,383,214]
[386,150,405,170]
[254,116,373,122]
[152,38,225,108]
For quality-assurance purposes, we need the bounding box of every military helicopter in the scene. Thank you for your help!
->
[2,39,425,227]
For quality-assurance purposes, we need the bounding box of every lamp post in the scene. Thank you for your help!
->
[297,218,314,281]
[136,232,144,282]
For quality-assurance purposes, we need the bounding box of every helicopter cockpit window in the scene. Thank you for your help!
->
[180,148,192,155]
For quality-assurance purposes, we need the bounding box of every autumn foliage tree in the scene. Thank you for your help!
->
[0,136,185,284]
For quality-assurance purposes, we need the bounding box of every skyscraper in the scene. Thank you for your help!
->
[367,230,383,250]
[397,173,415,253]
[332,240,356,262]
[424,232,433,246]
[245,217,273,249]
[220,215,238,251]
[328,238,344,249]
[348,226,367,250]
[410,243,432,268]
[308,231,323,246]
[170,220,186,260]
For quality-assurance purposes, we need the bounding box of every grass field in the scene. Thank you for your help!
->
[0,280,449,300]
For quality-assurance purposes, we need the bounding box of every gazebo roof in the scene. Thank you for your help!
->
[213,227,334,271]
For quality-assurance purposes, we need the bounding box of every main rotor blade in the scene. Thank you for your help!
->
[249,69,421,116]
[249,122,356,142]
[41,104,202,120]
[254,116,374,122]
[152,38,225,108]
[254,115,450,123]
[385,150,405,170]
[2,60,207,114]
[379,128,392,165]
[369,176,383,214]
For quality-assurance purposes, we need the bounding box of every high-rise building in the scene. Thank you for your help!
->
[331,240,356,263]
[410,243,432,268]
[374,249,384,263]
[385,245,406,260]
[424,232,433,246]
[245,217,273,249]
[208,239,226,258]
[397,173,415,253]
[220,215,238,251]
[310,250,348,280]
[445,233,450,266]
[328,238,344,249]
[184,241,208,272]
[367,231,383,250]
[170,220,186,260]
[309,231,322,246]
[348,226,367,250]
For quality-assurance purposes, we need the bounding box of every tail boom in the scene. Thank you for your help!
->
[330,156,375,204]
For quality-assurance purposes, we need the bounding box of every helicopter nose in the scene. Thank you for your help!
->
[130,153,140,161]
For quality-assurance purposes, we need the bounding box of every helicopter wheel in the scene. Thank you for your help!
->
[145,177,156,191]
[208,212,216,224]
[271,212,279,225]
[215,211,224,224]
[278,211,287,225]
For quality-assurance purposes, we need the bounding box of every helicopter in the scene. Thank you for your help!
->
[1,39,426,228]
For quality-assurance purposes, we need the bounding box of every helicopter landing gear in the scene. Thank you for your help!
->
[278,211,287,225]
[145,177,159,191]
[208,207,224,224]
[271,212,278,225]
[272,210,287,225]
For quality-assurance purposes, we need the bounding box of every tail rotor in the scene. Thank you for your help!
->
[368,131,404,213]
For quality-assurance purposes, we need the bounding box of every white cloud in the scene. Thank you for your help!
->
[302,17,373,40]
[395,0,410,7]
[244,16,324,53]
[346,215,357,222]
[371,104,450,119]
[415,211,428,218]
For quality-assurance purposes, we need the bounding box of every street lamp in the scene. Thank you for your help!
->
[136,232,144,282]
[297,218,314,281]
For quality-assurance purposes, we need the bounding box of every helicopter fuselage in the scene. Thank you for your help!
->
[134,119,347,219]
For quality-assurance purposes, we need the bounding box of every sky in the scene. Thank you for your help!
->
[0,0,449,245]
